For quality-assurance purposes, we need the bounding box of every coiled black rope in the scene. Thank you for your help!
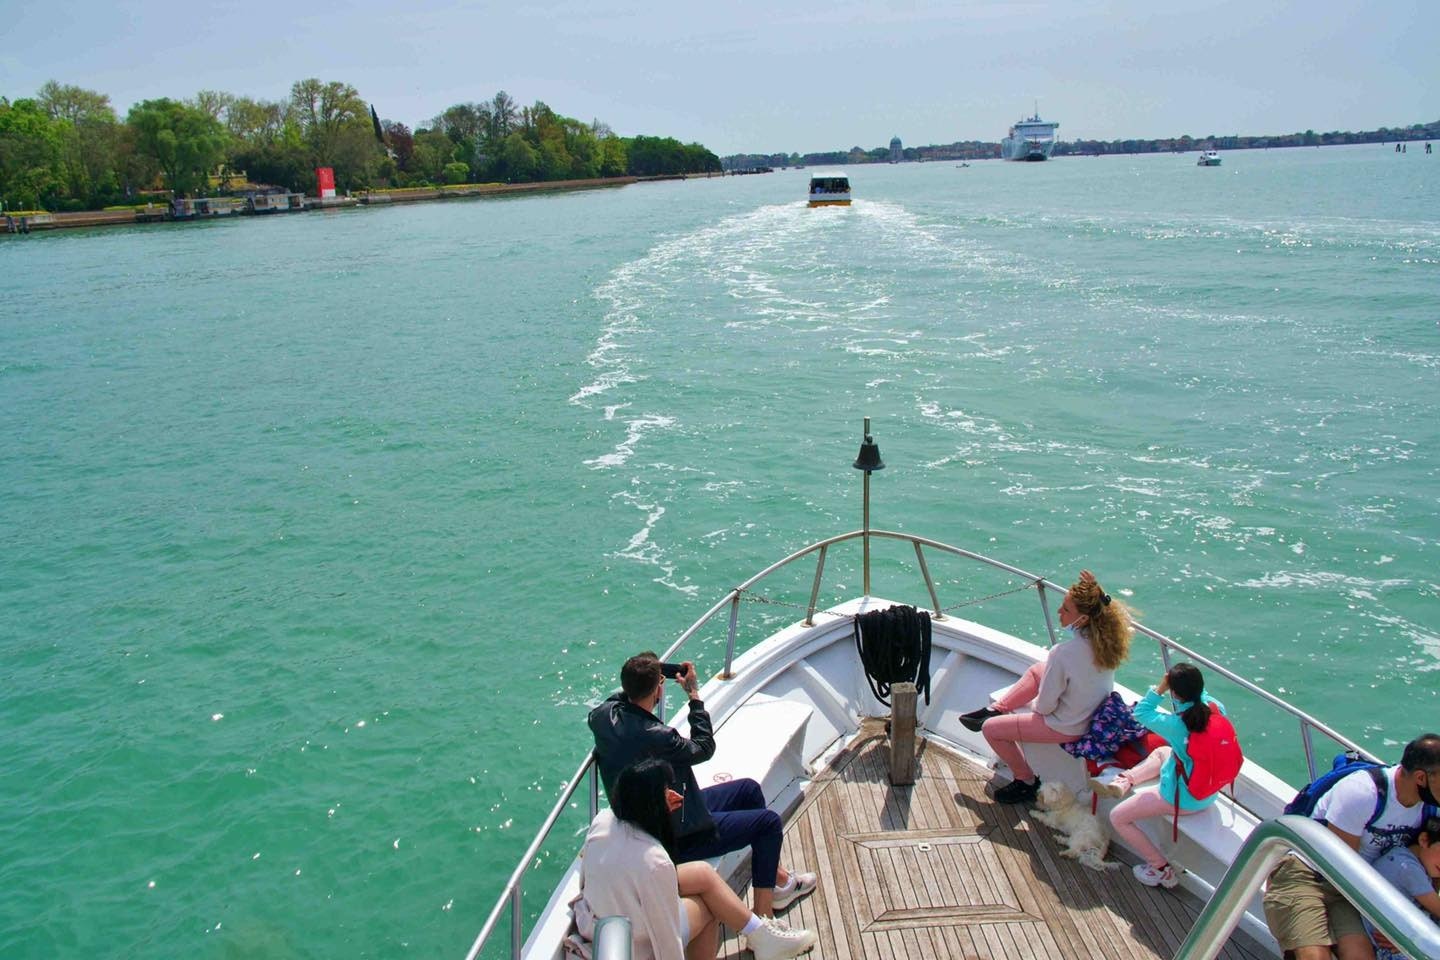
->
[853,605,932,707]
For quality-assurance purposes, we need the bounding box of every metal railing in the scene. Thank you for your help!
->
[463,529,1377,960]
[593,917,633,960]
[1174,815,1440,960]
[462,754,601,960]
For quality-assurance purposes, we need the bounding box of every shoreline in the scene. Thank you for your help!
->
[2,170,741,237]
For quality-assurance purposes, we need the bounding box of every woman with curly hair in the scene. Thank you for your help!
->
[961,569,1133,804]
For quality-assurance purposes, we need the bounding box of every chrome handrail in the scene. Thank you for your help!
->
[593,916,633,960]
[462,754,598,960]
[463,529,1378,959]
[1173,815,1440,960]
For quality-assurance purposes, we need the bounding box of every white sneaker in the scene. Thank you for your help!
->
[1133,862,1179,889]
[1088,769,1132,799]
[771,872,818,911]
[745,917,818,960]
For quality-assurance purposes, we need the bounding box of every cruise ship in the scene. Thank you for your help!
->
[1001,112,1060,161]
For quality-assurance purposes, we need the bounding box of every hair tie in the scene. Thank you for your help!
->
[1101,594,1112,606]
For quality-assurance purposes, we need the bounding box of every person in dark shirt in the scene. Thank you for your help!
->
[588,652,817,916]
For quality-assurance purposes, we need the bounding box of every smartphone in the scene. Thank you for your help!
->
[660,662,685,679]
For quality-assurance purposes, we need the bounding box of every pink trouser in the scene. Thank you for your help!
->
[1108,747,1197,868]
[982,662,1078,783]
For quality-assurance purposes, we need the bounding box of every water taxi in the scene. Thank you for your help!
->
[463,423,1439,960]
[1197,151,1222,167]
[808,173,851,207]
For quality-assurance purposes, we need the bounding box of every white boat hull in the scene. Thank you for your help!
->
[519,595,1291,960]
[1001,138,1056,161]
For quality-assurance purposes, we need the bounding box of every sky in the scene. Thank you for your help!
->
[3,0,1436,156]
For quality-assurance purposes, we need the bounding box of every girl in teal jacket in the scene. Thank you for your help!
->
[1093,663,1227,888]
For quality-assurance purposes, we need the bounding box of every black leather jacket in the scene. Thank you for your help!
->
[587,693,716,843]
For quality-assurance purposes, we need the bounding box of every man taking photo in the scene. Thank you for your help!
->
[588,652,817,917]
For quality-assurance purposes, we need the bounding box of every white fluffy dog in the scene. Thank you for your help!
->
[1030,781,1119,871]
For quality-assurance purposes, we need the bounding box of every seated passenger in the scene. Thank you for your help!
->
[580,758,817,960]
[1093,663,1232,888]
[1262,733,1440,960]
[588,653,816,916]
[961,569,1133,804]
[1367,815,1440,960]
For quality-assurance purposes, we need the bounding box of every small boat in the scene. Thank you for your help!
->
[808,171,851,207]
[956,162,971,168]
[1197,150,1222,166]
[463,422,1440,960]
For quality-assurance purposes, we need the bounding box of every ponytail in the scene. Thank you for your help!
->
[1168,663,1210,733]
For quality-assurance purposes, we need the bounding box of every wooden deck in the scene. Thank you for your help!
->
[717,725,1270,960]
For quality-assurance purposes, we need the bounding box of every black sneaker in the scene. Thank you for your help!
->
[993,777,1041,804]
[959,707,1002,732]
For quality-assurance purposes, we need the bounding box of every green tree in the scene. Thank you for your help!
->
[37,81,113,125]
[489,91,518,141]
[226,97,290,144]
[0,98,68,209]
[498,131,538,181]
[190,90,235,122]
[598,136,628,177]
[289,79,382,190]
[434,102,490,174]
[625,135,719,176]
[126,98,227,196]
[31,81,120,207]
[36,81,123,207]
[232,138,312,192]
[410,127,455,183]
[290,78,363,163]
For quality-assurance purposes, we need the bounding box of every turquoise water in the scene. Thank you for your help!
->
[2,145,1437,958]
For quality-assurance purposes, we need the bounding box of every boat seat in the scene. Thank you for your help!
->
[1091,783,1258,882]
[985,674,1260,869]
[982,684,1094,791]
[684,695,814,805]
[1174,794,1257,866]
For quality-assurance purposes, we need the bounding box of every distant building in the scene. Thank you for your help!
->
[889,136,903,163]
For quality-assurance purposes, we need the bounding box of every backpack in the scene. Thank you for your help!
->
[1171,708,1244,840]
[1284,751,1440,843]
[1284,750,1380,818]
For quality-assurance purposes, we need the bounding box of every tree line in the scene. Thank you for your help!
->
[723,119,1440,169]
[0,80,722,211]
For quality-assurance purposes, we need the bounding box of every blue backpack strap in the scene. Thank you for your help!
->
[1363,765,1388,831]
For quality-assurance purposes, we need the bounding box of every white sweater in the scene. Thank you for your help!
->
[580,810,684,960]
[1032,631,1115,736]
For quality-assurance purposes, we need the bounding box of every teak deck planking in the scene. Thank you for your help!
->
[713,725,1269,960]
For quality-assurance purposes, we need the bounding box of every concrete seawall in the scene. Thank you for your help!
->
[2,170,747,237]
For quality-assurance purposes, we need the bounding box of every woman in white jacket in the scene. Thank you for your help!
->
[581,758,816,960]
